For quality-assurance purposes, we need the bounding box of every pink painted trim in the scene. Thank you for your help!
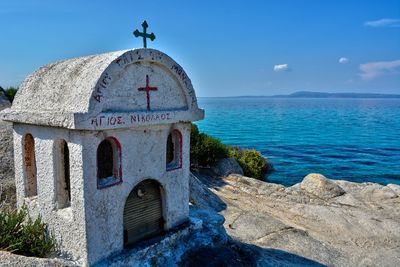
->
[98,179,123,190]
[97,136,123,190]
[166,129,182,171]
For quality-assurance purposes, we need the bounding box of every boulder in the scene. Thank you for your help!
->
[189,172,226,212]
[202,172,400,266]
[387,184,400,197]
[212,158,243,177]
[300,173,345,199]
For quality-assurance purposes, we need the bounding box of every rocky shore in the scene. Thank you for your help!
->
[190,168,400,266]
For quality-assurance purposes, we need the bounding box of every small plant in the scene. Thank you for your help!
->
[190,123,272,180]
[229,147,270,180]
[190,124,229,167]
[4,87,18,103]
[0,206,56,258]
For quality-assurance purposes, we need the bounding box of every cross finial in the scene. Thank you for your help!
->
[133,20,156,48]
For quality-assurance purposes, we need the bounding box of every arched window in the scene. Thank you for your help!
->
[166,130,182,171]
[55,140,71,209]
[97,137,122,189]
[23,133,37,197]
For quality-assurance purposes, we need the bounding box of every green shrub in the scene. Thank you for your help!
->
[0,206,56,258]
[229,147,270,180]
[4,87,18,103]
[190,123,200,149]
[190,123,200,166]
[191,124,229,167]
[190,123,272,180]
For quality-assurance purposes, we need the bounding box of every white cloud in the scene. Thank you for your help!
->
[359,60,400,80]
[273,64,289,72]
[364,18,400,27]
[339,57,349,64]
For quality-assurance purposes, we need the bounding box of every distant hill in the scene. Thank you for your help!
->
[271,91,400,98]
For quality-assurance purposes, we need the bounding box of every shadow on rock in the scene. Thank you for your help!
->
[178,240,325,267]
[190,172,227,212]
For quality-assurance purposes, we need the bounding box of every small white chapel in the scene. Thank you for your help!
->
[1,22,204,265]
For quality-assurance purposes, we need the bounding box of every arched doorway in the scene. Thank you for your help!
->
[123,179,164,247]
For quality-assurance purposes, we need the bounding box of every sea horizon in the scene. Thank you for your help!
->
[196,96,400,186]
[198,91,400,98]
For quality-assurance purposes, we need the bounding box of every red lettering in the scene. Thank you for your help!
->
[93,95,102,103]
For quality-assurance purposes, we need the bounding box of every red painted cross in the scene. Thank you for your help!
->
[137,75,158,111]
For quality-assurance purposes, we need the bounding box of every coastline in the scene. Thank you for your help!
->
[190,170,400,266]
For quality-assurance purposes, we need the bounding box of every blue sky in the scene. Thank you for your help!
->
[1,0,399,96]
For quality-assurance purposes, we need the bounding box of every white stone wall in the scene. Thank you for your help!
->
[12,122,191,265]
[101,62,188,112]
[13,123,89,264]
[82,122,191,264]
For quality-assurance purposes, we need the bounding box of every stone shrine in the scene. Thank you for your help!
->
[0,46,204,265]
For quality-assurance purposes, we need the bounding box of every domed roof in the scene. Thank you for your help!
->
[1,49,203,129]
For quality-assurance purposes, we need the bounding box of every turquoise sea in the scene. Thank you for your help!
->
[196,97,400,186]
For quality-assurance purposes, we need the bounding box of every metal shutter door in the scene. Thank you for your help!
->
[123,180,164,246]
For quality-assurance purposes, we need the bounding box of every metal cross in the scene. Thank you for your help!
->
[138,75,158,110]
[133,20,156,48]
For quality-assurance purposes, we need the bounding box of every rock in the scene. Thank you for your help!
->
[300,173,345,199]
[359,184,398,200]
[190,208,225,227]
[387,184,400,196]
[197,172,400,266]
[189,172,226,212]
[178,243,256,267]
[225,211,290,241]
[212,157,243,176]
[0,251,78,267]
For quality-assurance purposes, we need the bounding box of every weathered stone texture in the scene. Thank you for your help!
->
[1,49,204,129]
[201,172,400,267]
[0,251,78,267]
[0,92,14,207]
[212,157,244,176]
[10,51,125,114]
[300,173,345,199]
[189,172,226,211]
